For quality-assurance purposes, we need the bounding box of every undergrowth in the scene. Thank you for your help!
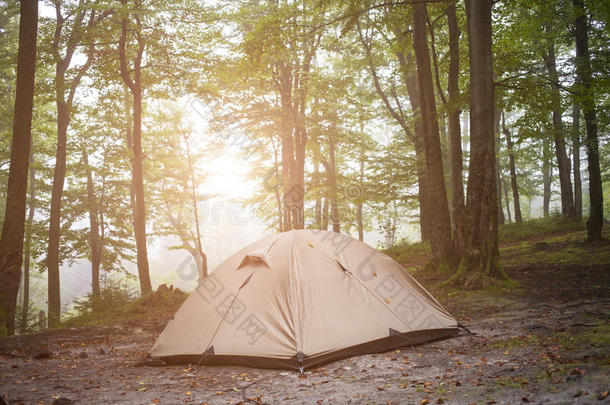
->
[498,215,583,244]
[61,281,186,328]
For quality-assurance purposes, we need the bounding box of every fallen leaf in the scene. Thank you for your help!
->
[598,391,609,400]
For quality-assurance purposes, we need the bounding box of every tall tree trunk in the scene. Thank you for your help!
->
[20,155,36,333]
[119,0,152,295]
[572,103,582,220]
[572,0,603,241]
[412,3,453,265]
[542,136,553,217]
[544,25,576,218]
[293,125,307,230]
[0,0,37,336]
[47,4,95,324]
[392,32,431,243]
[314,161,322,229]
[502,176,512,223]
[82,148,101,299]
[415,144,431,242]
[462,111,469,168]
[278,64,295,231]
[183,133,207,280]
[47,104,68,326]
[323,138,340,233]
[447,3,465,253]
[450,0,502,287]
[357,138,365,242]
[502,112,522,223]
[496,163,505,224]
[272,137,284,232]
[124,94,138,247]
[130,79,152,294]
[494,107,505,225]
[322,195,329,231]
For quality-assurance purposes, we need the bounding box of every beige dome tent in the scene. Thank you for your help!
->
[150,230,458,371]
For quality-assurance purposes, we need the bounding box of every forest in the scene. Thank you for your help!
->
[0,0,608,403]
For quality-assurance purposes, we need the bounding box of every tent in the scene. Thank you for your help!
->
[150,230,458,371]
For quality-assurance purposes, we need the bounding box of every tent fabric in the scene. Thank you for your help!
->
[150,230,458,370]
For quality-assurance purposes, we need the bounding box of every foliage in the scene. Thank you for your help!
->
[63,280,186,327]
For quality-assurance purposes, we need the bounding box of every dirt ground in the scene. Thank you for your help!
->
[1,240,609,404]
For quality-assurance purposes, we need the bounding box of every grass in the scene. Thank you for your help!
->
[501,227,610,268]
[579,325,610,349]
[490,335,541,350]
[385,216,609,272]
[384,216,586,266]
[498,216,583,244]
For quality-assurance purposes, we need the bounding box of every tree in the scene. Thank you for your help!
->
[543,20,575,218]
[355,8,432,243]
[81,147,101,298]
[46,0,100,326]
[542,135,553,217]
[446,3,466,252]
[449,0,504,287]
[412,3,453,266]
[118,0,152,294]
[502,111,522,223]
[147,104,210,281]
[20,145,36,332]
[0,0,38,335]
[571,103,582,220]
[572,0,603,241]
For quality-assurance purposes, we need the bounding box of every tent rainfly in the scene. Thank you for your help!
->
[150,230,459,371]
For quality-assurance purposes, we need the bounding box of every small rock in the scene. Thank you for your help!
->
[97,347,106,355]
[33,349,51,359]
[52,398,74,405]
[78,351,88,358]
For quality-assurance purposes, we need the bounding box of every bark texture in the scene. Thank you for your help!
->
[502,112,522,223]
[571,103,582,220]
[450,0,503,287]
[572,0,603,241]
[447,3,465,253]
[412,3,453,265]
[0,0,37,335]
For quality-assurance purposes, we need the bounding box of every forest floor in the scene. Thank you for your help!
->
[1,227,609,404]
